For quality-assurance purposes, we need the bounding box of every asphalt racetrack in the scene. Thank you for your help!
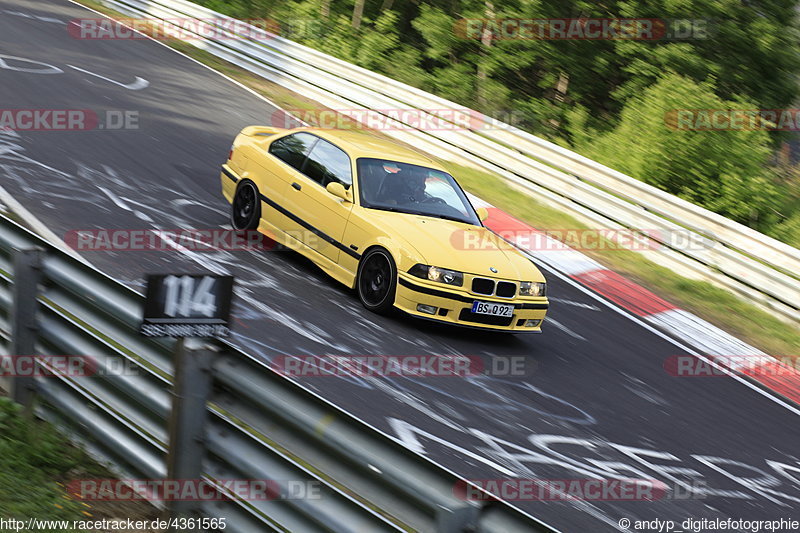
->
[2,1,800,530]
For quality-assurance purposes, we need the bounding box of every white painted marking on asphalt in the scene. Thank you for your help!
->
[648,309,766,358]
[389,418,625,530]
[67,0,800,430]
[549,297,600,311]
[528,247,604,276]
[96,185,132,211]
[0,54,62,74]
[14,4,792,528]
[29,5,800,529]
[0,131,72,176]
[96,185,153,221]
[0,184,89,264]
[546,317,587,341]
[154,228,352,349]
[525,250,800,417]
[388,417,516,475]
[2,10,63,24]
[372,380,467,432]
[67,64,149,90]
[65,0,298,116]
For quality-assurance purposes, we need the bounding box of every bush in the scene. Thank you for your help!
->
[0,398,86,521]
[574,73,780,230]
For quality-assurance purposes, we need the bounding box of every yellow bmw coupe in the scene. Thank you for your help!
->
[220,127,548,332]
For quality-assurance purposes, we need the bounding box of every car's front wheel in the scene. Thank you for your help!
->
[357,248,397,314]
[231,180,261,230]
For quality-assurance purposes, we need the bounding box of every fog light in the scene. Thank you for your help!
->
[524,319,542,328]
[417,304,438,315]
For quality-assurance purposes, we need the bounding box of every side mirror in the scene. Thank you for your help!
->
[476,207,489,222]
[326,182,352,202]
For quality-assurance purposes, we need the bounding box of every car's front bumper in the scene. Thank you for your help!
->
[395,274,548,333]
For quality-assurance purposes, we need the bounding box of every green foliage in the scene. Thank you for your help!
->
[445,159,800,355]
[412,5,457,62]
[771,212,800,248]
[194,0,800,243]
[0,398,86,522]
[575,73,780,228]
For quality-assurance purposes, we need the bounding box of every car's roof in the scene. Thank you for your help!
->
[289,128,448,171]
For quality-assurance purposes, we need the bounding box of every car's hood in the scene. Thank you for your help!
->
[369,210,545,282]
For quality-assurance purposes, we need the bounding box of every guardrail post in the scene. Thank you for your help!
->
[9,247,43,410]
[166,338,215,529]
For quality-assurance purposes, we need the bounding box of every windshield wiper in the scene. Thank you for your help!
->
[368,206,472,224]
[369,205,427,216]
[423,213,471,224]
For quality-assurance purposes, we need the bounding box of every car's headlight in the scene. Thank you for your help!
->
[520,281,546,297]
[409,264,463,287]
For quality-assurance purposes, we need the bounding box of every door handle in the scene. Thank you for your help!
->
[292,182,302,191]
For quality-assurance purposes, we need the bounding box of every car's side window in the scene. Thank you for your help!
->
[301,139,353,188]
[269,132,318,170]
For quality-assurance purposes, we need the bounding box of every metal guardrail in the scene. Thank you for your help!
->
[0,212,559,533]
[94,0,800,323]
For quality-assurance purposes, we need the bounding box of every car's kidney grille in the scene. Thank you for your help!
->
[496,281,517,298]
[471,277,495,295]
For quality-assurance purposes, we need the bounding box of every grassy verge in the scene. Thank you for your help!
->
[0,399,87,527]
[74,0,800,356]
[0,397,157,530]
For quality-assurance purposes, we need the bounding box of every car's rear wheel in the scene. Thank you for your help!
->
[231,180,261,230]
[357,248,397,314]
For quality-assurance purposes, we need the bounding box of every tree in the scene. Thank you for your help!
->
[575,73,780,229]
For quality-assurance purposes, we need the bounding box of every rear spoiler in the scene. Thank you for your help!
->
[240,126,285,137]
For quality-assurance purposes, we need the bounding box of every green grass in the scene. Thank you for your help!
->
[448,161,800,357]
[0,397,158,530]
[0,398,89,529]
[74,0,800,357]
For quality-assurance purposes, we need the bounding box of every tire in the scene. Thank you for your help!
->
[231,180,261,231]
[356,248,397,314]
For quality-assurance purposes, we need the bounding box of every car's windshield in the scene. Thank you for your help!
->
[356,158,481,225]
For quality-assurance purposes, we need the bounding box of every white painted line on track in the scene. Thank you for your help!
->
[66,0,800,419]
[66,0,308,125]
[528,251,800,417]
[0,184,90,265]
[67,64,149,90]
[546,317,587,341]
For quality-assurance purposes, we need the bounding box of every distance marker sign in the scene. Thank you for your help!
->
[140,274,234,338]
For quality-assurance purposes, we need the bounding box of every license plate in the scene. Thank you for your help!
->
[471,301,514,317]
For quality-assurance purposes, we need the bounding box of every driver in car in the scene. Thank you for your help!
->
[381,168,428,205]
